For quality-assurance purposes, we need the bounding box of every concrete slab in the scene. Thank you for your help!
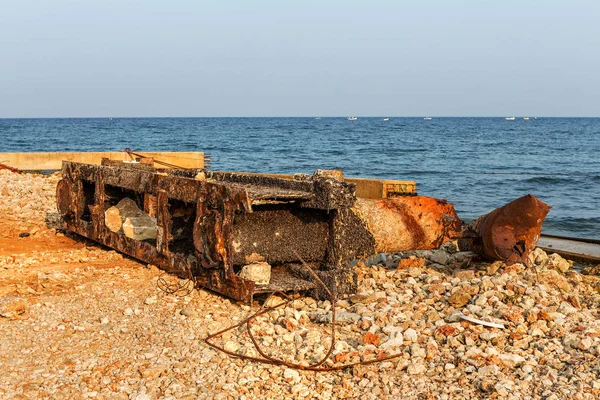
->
[538,235,600,264]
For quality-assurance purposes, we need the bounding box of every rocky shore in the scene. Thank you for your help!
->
[1,170,600,399]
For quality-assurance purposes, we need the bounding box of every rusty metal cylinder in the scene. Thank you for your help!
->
[352,196,462,252]
[459,194,551,265]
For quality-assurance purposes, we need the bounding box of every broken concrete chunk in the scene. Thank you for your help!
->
[122,216,157,241]
[105,198,157,240]
[238,262,271,285]
[105,198,144,233]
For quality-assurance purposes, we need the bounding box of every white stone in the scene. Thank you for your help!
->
[223,341,240,353]
[499,353,525,368]
[283,368,300,382]
[407,362,426,375]
[562,334,579,348]
[380,336,404,350]
[403,328,418,343]
[579,337,593,350]
[557,301,577,315]
[478,365,499,376]
[238,262,271,285]
[543,253,570,273]
[529,248,548,265]
[529,328,544,337]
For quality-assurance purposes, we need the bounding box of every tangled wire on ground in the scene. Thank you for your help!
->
[204,251,405,371]
[156,271,196,297]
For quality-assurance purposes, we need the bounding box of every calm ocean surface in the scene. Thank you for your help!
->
[1,117,598,239]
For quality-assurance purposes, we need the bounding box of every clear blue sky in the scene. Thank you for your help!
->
[1,1,599,117]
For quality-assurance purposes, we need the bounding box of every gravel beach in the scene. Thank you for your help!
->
[1,170,600,399]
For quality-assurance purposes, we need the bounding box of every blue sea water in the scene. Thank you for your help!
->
[1,117,598,239]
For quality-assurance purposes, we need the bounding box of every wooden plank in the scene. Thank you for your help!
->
[1,152,415,199]
[0,152,205,170]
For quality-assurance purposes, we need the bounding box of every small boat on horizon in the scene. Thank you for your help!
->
[347,117,358,121]
[315,117,321,120]
[523,117,530,120]
[505,117,515,121]
[382,117,389,121]
[423,117,432,120]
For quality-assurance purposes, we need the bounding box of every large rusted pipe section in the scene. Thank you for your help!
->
[459,194,551,265]
[352,197,462,252]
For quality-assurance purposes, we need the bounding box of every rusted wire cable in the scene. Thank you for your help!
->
[0,162,20,173]
[204,252,404,371]
[156,272,196,297]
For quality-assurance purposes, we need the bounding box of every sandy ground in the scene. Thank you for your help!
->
[1,169,600,400]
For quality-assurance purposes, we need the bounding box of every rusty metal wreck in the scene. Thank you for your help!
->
[56,161,464,303]
[56,160,551,303]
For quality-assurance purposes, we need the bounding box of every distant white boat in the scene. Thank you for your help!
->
[315,117,321,120]
[423,117,432,120]
[382,117,389,121]
[523,117,530,120]
[347,117,358,121]
[505,117,515,121]
[108,117,113,121]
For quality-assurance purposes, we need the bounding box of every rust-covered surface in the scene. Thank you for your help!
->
[60,160,542,303]
[353,196,462,252]
[459,194,551,265]
[57,162,370,303]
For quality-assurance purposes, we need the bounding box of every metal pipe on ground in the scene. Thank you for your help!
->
[352,196,463,252]
[458,194,551,265]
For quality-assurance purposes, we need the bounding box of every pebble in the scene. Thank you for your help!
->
[403,328,418,343]
[448,291,471,308]
[499,353,526,368]
[429,250,449,266]
[407,362,426,375]
[180,307,198,317]
[283,368,300,383]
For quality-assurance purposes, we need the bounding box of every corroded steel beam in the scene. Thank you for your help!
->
[459,194,551,265]
[57,162,368,302]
